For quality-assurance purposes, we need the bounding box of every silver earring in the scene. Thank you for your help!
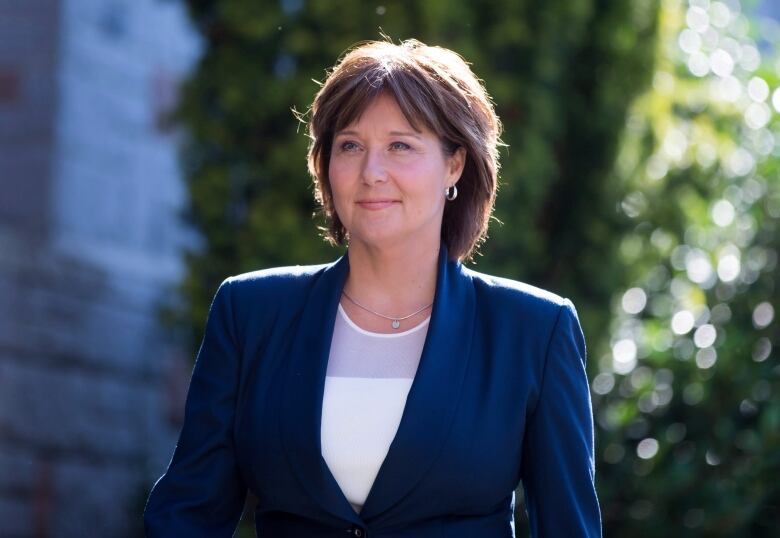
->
[445,184,458,201]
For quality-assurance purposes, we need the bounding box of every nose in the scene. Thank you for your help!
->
[360,148,388,185]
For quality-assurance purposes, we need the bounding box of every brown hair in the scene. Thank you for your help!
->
[304,38,502,262]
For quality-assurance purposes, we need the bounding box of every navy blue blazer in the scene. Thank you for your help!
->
[144,244,602,537]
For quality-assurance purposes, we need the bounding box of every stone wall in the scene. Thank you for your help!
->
[0,1,202,536]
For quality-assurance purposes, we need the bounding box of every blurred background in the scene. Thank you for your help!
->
[0,0,778,536]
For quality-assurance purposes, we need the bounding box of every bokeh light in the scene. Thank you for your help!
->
[622,287,648,315]
[752,301,774,328]
[613,339,639,374]
[671,310,696,334]
[637,438,660,459]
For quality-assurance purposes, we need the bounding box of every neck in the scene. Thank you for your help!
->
[343,238,440,316]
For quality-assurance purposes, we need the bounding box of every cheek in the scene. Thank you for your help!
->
[328,161,353,216]
[403,163,447,203]
[328,161,348,195]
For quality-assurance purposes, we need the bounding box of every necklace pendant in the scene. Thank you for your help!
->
[392,319,401,329]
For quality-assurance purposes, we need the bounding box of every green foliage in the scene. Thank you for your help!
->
[593,0,780,535]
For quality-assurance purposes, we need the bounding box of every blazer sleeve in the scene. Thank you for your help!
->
[144,277,247,537]
[520,298,602,537]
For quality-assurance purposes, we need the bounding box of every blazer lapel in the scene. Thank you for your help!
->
[359,245,475,521]
[279,244,476,525]
[278,252,360,524]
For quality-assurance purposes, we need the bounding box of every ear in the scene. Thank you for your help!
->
[446,146,466,186]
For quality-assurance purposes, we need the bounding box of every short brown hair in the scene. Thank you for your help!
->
[304,38,502,262]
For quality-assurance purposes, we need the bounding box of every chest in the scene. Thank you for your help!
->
[233,312,539,512]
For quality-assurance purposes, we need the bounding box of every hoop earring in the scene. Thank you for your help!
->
[445,184,458,201]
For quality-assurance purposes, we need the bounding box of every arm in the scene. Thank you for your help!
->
[521,298,602,537]
[144,277,247,537]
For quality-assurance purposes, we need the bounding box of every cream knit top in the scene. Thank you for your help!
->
[320,303,430,515]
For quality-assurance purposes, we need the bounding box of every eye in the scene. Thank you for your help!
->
[339,140,360,152]
[389,141,411,151]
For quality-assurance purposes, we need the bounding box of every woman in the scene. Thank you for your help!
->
[144,38,602,537]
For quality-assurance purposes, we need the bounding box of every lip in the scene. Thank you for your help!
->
[356,199,400,210]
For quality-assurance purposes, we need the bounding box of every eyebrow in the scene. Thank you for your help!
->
[390,130,423,139]
[334,129,423,140]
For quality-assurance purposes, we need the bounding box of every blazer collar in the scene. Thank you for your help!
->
[279,243,476,526]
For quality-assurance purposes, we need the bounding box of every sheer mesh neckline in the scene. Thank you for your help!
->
[337,303,431,338]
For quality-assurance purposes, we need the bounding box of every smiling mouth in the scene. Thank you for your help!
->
[356,200,400,210]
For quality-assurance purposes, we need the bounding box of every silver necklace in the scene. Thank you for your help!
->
[341,290,433,329]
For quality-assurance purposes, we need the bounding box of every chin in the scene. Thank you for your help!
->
[349,229,408,249]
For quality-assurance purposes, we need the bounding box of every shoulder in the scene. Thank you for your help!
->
[462,266,585,360]
[464,265,567,307]
[222,261,333,303]
[227,262,333,288]
[211,261,339,340]
[463,265,574,321]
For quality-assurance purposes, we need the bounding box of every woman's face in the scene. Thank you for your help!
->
[328,93,465,252]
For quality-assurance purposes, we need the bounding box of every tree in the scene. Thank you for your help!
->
[592,0,780,534]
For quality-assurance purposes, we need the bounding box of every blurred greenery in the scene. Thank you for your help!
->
[593,0,779,534]
[162,0,779,535]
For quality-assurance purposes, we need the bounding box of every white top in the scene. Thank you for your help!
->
[320,303,430,514]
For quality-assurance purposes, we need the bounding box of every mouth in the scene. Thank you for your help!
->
[356,200,400,210]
